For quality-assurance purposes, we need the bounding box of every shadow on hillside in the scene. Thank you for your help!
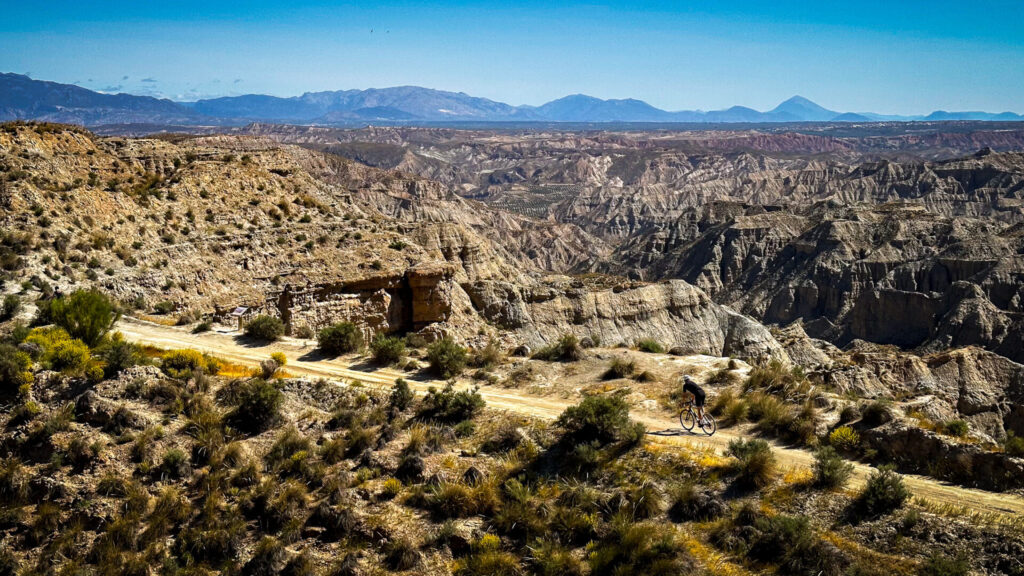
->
[232,334,277,349]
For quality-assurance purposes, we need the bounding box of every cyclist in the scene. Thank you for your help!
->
[682,375,707,423]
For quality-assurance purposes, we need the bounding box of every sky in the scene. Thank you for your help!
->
[1,0,1022,115]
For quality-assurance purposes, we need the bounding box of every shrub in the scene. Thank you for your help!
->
[667,484,727,522]
[602,357,636,380]
[1004,431,1024,457]
[727,438,776,489]
[25,326,90,373]
[370,333,405,365]
[381,478,402,499]
[813,446,854,489]
[532,334,584,362]
[829,426,860,452]
[556,393,644,446]
[588,518,692,576]
[854,466,910,519]
[98,332,143,377]
[389,378,414,411]
[746,391,786,424]
[417,383,484,423]
[861,400,894,427]
[231,379,284,433]
[160,448,191,479]
[192,320,212,333]
[384,537,421,570]
[1,294,19,320]
[245,315,285,342]
[161,349,220,377]
[427,337,468,378]
[427,482,476,519]
[634,338,665,354]
[918,553,969,576]
[472,338,503,369]
[38,289,120,346]
[941,419,969,438]
[0,344,31,398]
[455,534,521,576]
[531,539,584,576]
[317,322,363,355]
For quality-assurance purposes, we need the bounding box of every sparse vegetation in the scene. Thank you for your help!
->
[426,336,468,378]
[853,466,910,519]
[813,446,854,489]
[532,334,584,362]
[370,333,405,365]
[417,382,484,423]
[317,322,363,355]
[556,392,644,446]
[244,315,285,342]
[634,337,665,354]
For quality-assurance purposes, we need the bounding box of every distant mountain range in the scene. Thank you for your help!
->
[2,73,1022,126]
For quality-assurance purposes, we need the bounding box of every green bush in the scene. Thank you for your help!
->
[556,393,644,446]
[941,419,969,438]
[389,378,414,412]
[1004,431,1024,457]
[317,322,363,355]
[634,338,665,354]
[727,438,776,489]
[245,315,285,342]
[532,334,584,362]
[38,289,120,347]
[426,337,468,378]
[854,466,910,519]
[370,333,405,365]
[0,343,31,398]
[98,333,143,377]
[587,518,692,576]
[230,379,284,433]
[813,446,854,489]
[602,357,636,380]
[1,294,19,320]
[918,553,969,576]
[417,382,484,424]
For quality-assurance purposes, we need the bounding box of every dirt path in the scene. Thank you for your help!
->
[116,317,1024,518]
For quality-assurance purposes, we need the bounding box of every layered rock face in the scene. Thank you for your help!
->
[466,277,785,360]
[593,201,1024,362]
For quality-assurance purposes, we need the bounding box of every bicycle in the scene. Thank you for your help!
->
[679,400,717,435]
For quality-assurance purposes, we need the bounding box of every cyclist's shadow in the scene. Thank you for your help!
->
[647,428,698,437]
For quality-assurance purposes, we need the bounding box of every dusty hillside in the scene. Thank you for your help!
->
[0,122,779,359]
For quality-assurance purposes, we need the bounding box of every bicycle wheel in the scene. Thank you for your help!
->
[680,409,696,431]
[700,414,717,436]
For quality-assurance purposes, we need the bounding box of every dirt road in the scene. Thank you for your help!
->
[116,317,1024,518]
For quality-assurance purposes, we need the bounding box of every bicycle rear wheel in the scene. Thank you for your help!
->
[680,409,696,431]
[700,414,717,436]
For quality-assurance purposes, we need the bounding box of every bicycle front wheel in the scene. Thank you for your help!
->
[700,414,717,436]
[680,409,696,431]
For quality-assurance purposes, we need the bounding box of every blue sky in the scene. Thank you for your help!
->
[1,0,1022,114]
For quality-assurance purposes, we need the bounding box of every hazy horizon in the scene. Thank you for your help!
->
[2,0,1023,115]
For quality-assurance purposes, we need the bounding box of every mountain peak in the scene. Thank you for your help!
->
[771,95,837,121]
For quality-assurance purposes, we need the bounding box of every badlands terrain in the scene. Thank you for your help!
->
[1,120,1024,575]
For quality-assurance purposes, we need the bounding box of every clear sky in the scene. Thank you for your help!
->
[1,0,1022,114]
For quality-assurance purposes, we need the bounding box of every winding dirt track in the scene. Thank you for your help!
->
[117,317,1024,518]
